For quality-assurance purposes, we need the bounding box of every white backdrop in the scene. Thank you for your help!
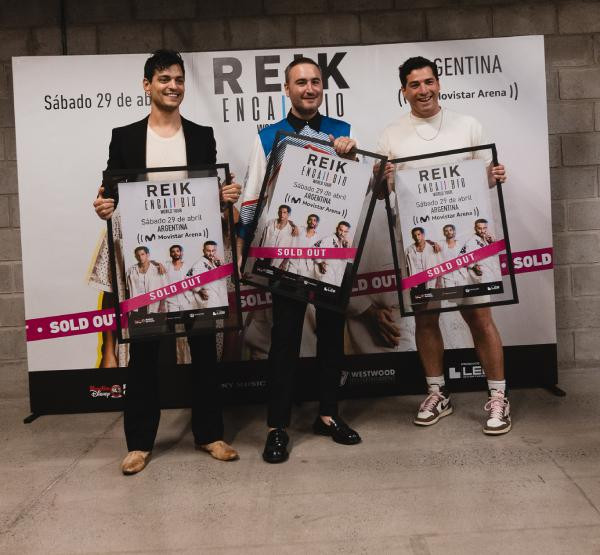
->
[13,35,554,372]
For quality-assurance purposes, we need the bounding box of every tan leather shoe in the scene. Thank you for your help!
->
[121,450,151,475]
[197,440,239,461]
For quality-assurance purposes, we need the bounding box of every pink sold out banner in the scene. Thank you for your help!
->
[403,240,505,290]
[25,246,553,342]
[248,247,357,259]
[26,263,234,342]
[119,263,233,314]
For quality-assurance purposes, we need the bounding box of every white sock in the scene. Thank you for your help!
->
[487,379,506,396]
[426,375,446,393]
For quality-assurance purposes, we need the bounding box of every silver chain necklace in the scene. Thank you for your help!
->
[410,108,444,141]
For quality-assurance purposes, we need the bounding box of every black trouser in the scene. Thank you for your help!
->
[124,333,222,451]
[267,293,345,429]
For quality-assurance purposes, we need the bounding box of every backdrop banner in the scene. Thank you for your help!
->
[13,35,555,415]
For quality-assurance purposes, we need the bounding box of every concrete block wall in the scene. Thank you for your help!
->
[0,0,598,382]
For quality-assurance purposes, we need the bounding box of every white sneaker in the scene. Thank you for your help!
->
[483,391,511,435]
[414,388,453,426]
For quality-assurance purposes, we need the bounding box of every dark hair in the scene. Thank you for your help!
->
[278,204,291,214]
[307,213,320,222]
[399,56,439,88]
[474,218,488,226]
[337,221,351,229]
[443,224,455,231]
[169,244,183,251]
[284,57,321,83]
[411,226,425,235]
[134,246,149,255]
[144,49,185,82]
[203,240,217,248]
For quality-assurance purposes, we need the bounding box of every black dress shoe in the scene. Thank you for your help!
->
[262,428,289,463]
[313,416,362,445]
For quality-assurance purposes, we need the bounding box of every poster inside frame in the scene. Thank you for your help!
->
[391,144,518,317]
[240,130,397,313]
[103,164,243,343]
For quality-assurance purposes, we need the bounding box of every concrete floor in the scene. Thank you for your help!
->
[1,367,600,554]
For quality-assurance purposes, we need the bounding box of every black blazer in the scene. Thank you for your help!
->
[106,115,217,170]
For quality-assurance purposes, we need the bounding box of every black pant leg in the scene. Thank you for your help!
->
[124,339,161,452]
[188,332,223,444]
[266,293,306,428]
[315,306,345,417]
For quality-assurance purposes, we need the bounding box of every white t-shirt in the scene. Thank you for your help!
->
[259,219,295,247]
[313,233,349,287]
[146,125,187,181]
[440,241,469,287]
[258,218,296,268]
[405,242,441,289]
[188,257,228,309]
[463,234,502,283]
[285,226,321,277]
[126,263,166,313]
[377,108,492,168]
[164,260,197,311]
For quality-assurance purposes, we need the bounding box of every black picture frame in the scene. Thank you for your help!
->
[240,130,398,313]
[390,144,518,316]
[103,163,243,343]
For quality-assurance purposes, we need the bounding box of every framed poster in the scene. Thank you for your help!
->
[391,144,518,316]
[103,164,242,342]
[240,131,398,313]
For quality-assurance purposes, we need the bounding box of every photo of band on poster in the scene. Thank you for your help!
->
[240,131,399,312]
[104,164,243,342]
[393,144,518,316]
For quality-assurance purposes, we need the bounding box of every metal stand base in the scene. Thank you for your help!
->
[545,384,566,397]
[23,413,41,424]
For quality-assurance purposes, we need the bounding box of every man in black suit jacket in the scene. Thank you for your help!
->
[94,50,241,474]
[105,114,217,172]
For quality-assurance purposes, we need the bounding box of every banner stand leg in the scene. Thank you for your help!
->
[23,413,41,424]
[545,384,566,397]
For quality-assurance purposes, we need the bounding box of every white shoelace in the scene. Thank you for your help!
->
[485,395,507,420]
[419,391,444,412]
